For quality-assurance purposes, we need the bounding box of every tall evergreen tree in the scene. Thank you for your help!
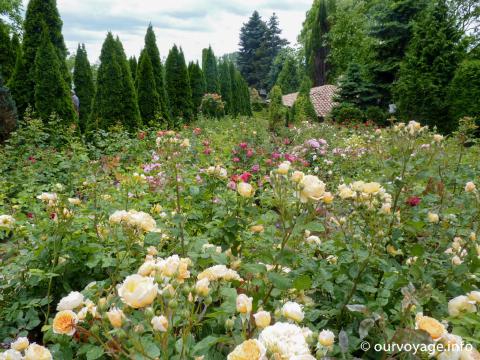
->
[394,0,463,132]
[10,0,70,115]
[238,11,270,89]
[299,0,335,86]
[136,49,160,124]
[0,72,17,143]
[188,61,205,113]
[165,45,193,124]
[129,56,137,82]
[219,60,233,114]
[334,63,379,110]
[73,44,94,132]
[268,85,285,130]
[144,25,169,119]
[202,46,219,93]
[264,13,288,87]
[370,0,428,106]
[33,27,74,122]
[276,55,300,94]
[0,21,15,81]
[449,59,480,123]
[91,33,140,130]
[291,76,317,122]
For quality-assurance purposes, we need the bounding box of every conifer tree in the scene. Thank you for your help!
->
[268,84,285,130]
[73,44,94,132]
[7,45,30,116]
[335,63,378,110]
[129,56,137,82]
[449,60,480,123]
[229,62,241,116]
[219,60,233,114]
[165,45,193,124]
[144,25,169,119]
[394,0,463,131]
[34,27,74,122]
[0,73,17,143]
[136,49,160,124]
[0,21,15,81]
[188,61,205,114]
[202,46,219,93]
[291,76,317,122]
[276,55,300,94]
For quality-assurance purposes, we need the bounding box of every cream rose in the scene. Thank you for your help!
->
[282,301,304,322]
[195,278,210,297]
[227,339,266,360]
[57,291,84,311]
[118,274,158,308]
[10,337,29,352]
[151,315,169,332]
[236,294,253,314]
[291,171,305,183]
[237,182,255,198]
[299,175,326,203]
[254,311,271,328]
[318,329,335,347]
[24,344,52,360]
[448,296,477,317]
[277,161,291,175]
[107,307,125,328]
[1,349,23,360]
[465,182,476,193]
[53,310,78,336]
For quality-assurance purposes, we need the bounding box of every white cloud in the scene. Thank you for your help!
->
[23,0,312,63]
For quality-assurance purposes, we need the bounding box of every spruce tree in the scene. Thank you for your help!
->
[188,61,205,114]
[129,56,137,82]
[0,21,15,81]
[73,44,94,132]
[202,46,219,93]
[394,0,463,132]
[136,49,160,124]
[335,63,378,109]
[90,33,130,130]
[144,25,169,120]
[34,27,74,122]
[114,36,141,129]
[0,73,17,143]
[165,45,193,124]
[219,60,233,114]
[276,55,300,94]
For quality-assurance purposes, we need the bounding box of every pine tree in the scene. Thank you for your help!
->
[276,55,300,94]
[202,46,219,93]
[394,0,463,132]
[370,0,428,106]
[136,49,160,124]
[219,60,233,114]
[91,33,133,130]
[291,76,317,122]
[73,44,94,132]
[188,61,205,114]
[0,21,15,81]
[13,0,70,114]
[165,45,193,124]
[144,25,169,120]
[129,56,137,82]
[34,27,74,122]
[335,63,379,109]
[0,72,17,142]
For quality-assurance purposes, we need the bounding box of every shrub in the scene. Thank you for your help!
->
[449,60,480,125]
[0,74,17,142]
[200,93,225,118]
[250,88,265,111]
[329,102,364,123]
[365,106,388,125]
[268,85,285,131]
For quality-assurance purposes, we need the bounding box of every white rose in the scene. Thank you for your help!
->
[448,295,477,317]
[10,337,29,352]
[57,291,84,311]
[236,294,253,314]
[281,301,304,322]
[1,349,23,360]
[24,344,52,360]
[277,161,291,175]
[118,274,158,308]
[254,311,271,328]
[318,329,335,347]
[151,315,169,332]
[299,175,326,203]
[465,182,476,193]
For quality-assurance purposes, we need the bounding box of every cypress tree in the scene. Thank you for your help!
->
[449,60,480,123]
[73,44,94,132]
[0,21,15,81]
[188,61,205,114]
[114,36,141,129]
[219,60,233,114]
[202,46,219,93]
[394,0,463,132]
[0,73,17,143]
[10,33,20,59]
[276,55,300,94]
[144,25,169,120]
[268,85,285,130]
[136,49,160,124]
[229,62,241,116]
[129,56,137,82]
[34,27,74,122]
[291,76,317,122]
[12,0,70,114]
[7,45,30,116]
[165,45,193,124]
[90,33,128,130]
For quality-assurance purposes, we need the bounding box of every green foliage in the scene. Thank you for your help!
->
[128,56,137,82]
[365,106,388,124]
[202,46,219,93]
[7,45,29,116]
[268,85,285,130]
[136,49,160,124]
[165,45,193,124]
[200,93,225,118]
[0,72,17,142]
[395,0,464,132]
[144,25,169,120]
[218,60,233,114]
[335,63,379,110]
[188,61,206,114]
[33,28,74,123]
[449,59,480,122]
[0,0,22,31]
[299,0,335,86]
[90,33,140,131]
[291,76,317,122]
[0,21,15,81]
[73,44,94,132]
[329,102,364,123]
[275,54,300,94]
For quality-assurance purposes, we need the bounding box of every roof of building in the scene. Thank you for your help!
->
[282,85,338,118]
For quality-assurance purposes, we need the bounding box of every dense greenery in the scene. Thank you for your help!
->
[136,49,161,124]
[73,44,94,132]
[0,73,17,142]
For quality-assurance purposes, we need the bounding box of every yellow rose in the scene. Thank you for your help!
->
[180,138,191,148]
[281,301,304,322]
[362,182,381,194]
[253,311,271,328]
[299,175,326,203]
[10,337,29,352]
[318,329,335,347]
[227,339,266,360]
[427,212,439,223]
[250,225,264,233]
[53,310,78,336]
[107,307,124,328]
[25,344,52,360]
[415,314,446,340]
[322,192,334,204]
[277,161,291,175]
[291,171,305,183]
[236,294,253,314]
[195,278,210,297]
[237,182,255,198]
[68,197,81,205]
[433,134,444,143]
[118,274,158,308]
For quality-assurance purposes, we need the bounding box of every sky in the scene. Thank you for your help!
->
[25,0,313,64]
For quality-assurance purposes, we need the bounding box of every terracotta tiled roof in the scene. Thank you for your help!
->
[282,85,338,118]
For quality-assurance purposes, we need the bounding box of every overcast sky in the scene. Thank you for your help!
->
[25,0,313,63]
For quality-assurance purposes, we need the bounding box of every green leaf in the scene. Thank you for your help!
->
[86,346,104,360]
[293,274,312,290]
[268,272,292,290]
